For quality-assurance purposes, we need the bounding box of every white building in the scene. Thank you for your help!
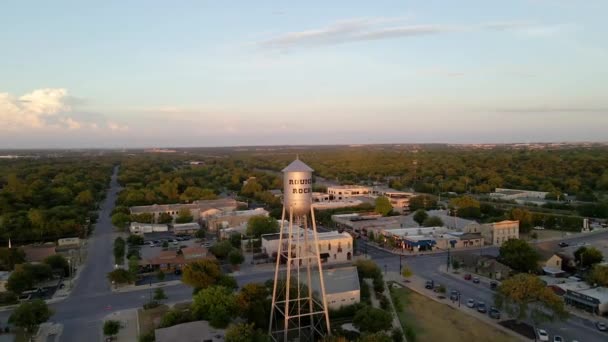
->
[205,208,269,231]
[129,222,169,235]
[262,230,353,264]
[327,185,374,200]
[129,198,240,222]
[311,266,360,309]
[479,220,520,246]
[490,188,549,200]
[326,185,413,214]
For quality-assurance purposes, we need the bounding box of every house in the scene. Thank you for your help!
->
[155,320,224,342]
[22,244,56,263]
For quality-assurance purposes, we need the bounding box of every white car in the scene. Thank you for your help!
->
[537,329,549,342]
[466,298,475,308]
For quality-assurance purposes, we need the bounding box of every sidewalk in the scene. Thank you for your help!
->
[33,322,62,342]
[104,309,139,341]
[112,279,182,294]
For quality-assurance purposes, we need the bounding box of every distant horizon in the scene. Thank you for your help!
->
[1,140,608,151]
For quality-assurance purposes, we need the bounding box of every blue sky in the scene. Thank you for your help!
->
[1,0,607,148]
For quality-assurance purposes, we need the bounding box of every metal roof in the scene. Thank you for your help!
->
[282,158,314,173]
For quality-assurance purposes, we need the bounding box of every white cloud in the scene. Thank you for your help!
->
[256,18,560,50]
[107,122,129,132]
[0,88,128,133]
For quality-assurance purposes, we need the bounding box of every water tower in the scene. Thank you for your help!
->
[268,158,331,341]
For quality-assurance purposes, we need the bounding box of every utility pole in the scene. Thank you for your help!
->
[399,254,402,273]
[446,247,451,272]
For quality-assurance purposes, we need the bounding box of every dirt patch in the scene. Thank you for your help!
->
[138,304,169,335]
[393,287,518,342]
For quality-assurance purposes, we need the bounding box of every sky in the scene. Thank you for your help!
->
[1,0,607,148]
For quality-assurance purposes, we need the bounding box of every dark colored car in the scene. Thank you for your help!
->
[473,277,480,284]
[558,242,569,248]
[174,269,182,276]
[450,290,459,301]
[464,273,472,280]
[425,280,434,289]
[476,302,487,313]
[596,321,607,331]
[489,307,501,319]
[490,281,498,290]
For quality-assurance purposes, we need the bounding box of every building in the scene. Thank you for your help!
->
[172,222,200,235]
[129,222,168,235]
[129,198,240,222]
[327,185,374,200]
[563,286,608,316]
[310,266,360,309]
[480,220,519,246]
[312,199,364,210]
[326,186,413,214]
[22,244,56,263]
[380,190,414,214]
[262,230,353,264]
[205,208,269,232]
[155,320,225,342]
[143,246,214,271]
[57,237,81,248]
[490,188,549,200]
[381,227,483,252]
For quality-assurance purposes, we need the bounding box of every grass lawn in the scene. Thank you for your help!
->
[393,287,517,342]
[137,304,169,335]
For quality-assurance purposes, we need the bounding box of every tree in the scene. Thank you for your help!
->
[409,194,438,211]
[44,254,69,276]
[114,237,126,265]
[241,179,263,197]
[192,285,237,328]
[588,264,608,286]
[22,263,52,283]
[498,239,539,273]
[218,274,238,290]
[450,196,481,218]
[6,270,33,294]
[401,265,413,279]
[353,306,393,333]
[422,216,444,227]
[128,255,140,277]
[111,213,130,229]
[0,247,26,271]
[225,323,269,342]
[367,231,375,242]
[229,233,242,248]
[195,229,206,239]
[9,299,53,334]
[175,208,194,223]
[103,320,121,338]
[246,216,279,238]
[156,269,166,282]
[210,240,234,259]
[236,283,270,329]
[452,259,461,270]
[574,246,604,268]
[107,269,134,285]
[229,249,245,267]
[355,259,381,279]
[127,234,144,245]
[182,259,222,290]
[153,288,168,303]
[157,212,173,224]
[509,208,533,233]
[413,209,428,226]
[495,274,568,324]
[374,196,393,216]
[180,186,216,202]
[76,190,94,206]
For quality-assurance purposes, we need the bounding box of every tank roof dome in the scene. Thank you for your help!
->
[282,158,314,173]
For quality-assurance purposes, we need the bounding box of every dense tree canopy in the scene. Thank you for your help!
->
[182,259,222,290]
[574,246,604,268]
[246,216,279,238]
[374,196,393,216]
[9,299,53,333]
[353,306,393,333]
[192,285,237,328]
[498,239,539,273]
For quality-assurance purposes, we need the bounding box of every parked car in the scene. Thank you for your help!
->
[490,281,498,290]
[466,298,476,308]
[472,277,480,284]
[449,290,459,301]
[464,273,472,280]
[533,226,545,230]
[553,336,563,342]
[476,302,487,313]
[489,307,501,319]
[558,242,569,248]
[174,269,182,276]
[596,321,607,331]
[425,280,434,289]
[537,329,549,341]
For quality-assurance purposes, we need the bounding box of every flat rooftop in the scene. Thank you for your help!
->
[310,266,359,295]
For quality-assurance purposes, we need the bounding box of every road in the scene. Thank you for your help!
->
[358,234,608,342]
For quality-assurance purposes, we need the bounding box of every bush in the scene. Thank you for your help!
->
[390,289,403,313]
[378,294,390,310]
[391,328,404,342]
[127,235,144,245]
[373,276,385,293]
[329,302,365,320]
[160,308,194,328]
[138,331,155,342]
[0,292,18,306]
[143,301,160,310]
[360,281,371,305]
[404,325,417,342]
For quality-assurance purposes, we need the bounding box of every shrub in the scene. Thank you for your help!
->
[391,328,404,342]
[373,276,385,293]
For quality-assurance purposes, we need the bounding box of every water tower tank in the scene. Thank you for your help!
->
[282,158,314,215]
